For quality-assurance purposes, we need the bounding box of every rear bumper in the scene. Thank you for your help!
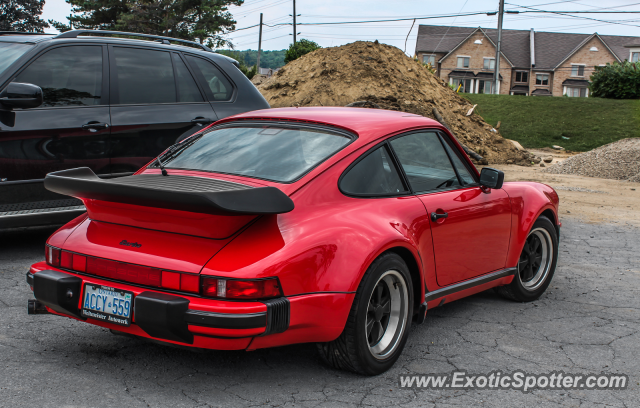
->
[27,264,352,350]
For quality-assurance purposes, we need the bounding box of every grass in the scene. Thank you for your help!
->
[461,94,640,152]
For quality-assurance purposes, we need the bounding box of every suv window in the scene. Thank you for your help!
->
[172,53,203,103]
[185,55,233,101]
[0,43,34,77]
[340,145,406,196]
[14,45,102,107]
[389,132,461,193]
[114,47,176,104]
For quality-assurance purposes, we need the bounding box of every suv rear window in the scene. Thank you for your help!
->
[0,43,33,77]
[160,125,352,182]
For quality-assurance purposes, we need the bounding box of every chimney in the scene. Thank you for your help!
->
[530,28,536,67]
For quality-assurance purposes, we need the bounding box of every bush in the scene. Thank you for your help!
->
[284,39,321,64]
[590,61,640,99]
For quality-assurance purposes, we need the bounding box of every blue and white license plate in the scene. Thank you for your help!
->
[81,284,133,327]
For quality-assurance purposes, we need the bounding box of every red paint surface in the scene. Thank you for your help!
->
[36,107,559,351]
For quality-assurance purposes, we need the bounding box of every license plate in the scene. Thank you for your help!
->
[81,284,133,327]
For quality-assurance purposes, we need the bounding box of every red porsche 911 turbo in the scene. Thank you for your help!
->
[27,107,560,375]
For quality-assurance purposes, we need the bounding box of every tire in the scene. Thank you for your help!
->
[317,252,413,375]
[496,215,558,302]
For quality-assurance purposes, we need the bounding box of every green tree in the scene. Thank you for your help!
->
[590,61,640,99]
[50,0,243,48]
[284,39,321,64]
[0,0,49,32]
[217,49,286,69]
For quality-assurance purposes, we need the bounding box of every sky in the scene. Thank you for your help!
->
[41,0,640,53]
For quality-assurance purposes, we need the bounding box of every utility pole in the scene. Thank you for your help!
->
[493,0,504,95]
[257,13,263,73]
[293,0,297,43]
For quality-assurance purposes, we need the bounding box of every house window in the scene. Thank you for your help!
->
[632,52,640,62]
[566,87,587,97]
[515,71,528,83]
[423,54,436,66]
[483,58,495,70]
[536,74,549,86]
[452,78,473,93]
[478,80,493,94]
[457,56,470,68]
[571,64,585,77]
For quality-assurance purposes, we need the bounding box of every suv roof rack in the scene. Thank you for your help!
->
[54,30,213,52]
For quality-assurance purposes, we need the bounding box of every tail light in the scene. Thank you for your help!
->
[45,245,61,267]
[44,246,283,300]
[201,277,282,300]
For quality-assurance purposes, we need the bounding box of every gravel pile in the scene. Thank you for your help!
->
[543,138,640,182]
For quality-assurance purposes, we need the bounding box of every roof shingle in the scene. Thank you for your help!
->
[415,25,639,70]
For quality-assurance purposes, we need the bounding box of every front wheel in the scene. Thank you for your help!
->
[317,253,413,375]
[496,215,558,302]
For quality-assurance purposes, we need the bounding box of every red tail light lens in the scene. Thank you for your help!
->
[45,245,61,267]
[201,277,282,300]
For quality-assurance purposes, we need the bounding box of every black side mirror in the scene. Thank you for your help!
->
[0,82,43,110]
[480,167,505,189]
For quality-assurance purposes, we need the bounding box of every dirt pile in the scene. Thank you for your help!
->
[543,138,640,182]
[257,41,533,165]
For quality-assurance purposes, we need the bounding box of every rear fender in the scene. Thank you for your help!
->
[201,166,430,300]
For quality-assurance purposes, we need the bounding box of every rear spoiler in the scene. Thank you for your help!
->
[44,167,294,215]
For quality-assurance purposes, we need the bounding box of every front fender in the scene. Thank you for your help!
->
[502,182,559,267]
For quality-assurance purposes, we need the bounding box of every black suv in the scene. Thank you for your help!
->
[0,30,269,228]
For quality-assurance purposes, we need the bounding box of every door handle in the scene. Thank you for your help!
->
[82,122,109,132]
[191,117,211,125]
[431,212,449,222]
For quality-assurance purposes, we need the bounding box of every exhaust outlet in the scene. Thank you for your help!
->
[28,299,49,315]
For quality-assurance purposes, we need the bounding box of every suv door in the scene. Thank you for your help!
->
[0,44,110,207]
[108,46,218,174]
[389,131,512,287]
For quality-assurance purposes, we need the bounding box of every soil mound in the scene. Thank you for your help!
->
[257,41,533,165]
[544,138,640,182]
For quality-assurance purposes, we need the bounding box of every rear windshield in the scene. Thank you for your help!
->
[160,125,353,182]
[0,43,34,77]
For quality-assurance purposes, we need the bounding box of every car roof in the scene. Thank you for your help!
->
[223,107,444,143]
[0,31,238,65]
[0,34,53,43]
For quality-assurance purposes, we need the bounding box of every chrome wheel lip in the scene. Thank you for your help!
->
[366,270,408,360]
[518,227,553,291]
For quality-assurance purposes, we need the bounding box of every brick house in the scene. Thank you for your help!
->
[415,25,639,97]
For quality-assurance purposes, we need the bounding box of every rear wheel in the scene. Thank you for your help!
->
[496,215,558,302]
[317,253,413,375]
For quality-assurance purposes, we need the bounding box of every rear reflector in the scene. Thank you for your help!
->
[201,277,282,300]
[161,271,180,290]
[43,246,281,299]
[46,245,197,293]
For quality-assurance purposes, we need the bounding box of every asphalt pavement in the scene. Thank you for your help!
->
[0,217,638,407]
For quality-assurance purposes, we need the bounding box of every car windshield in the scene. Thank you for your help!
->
[161,125,352,182]
[0,43,34,77]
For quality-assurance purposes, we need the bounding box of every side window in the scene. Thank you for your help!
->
[441,138,476,185]
[185,55,233,101]
[340,145,406,196]
[172,54,204,103]
[389,132,460,193]
[14,46,102,107]
[113,47,175,104]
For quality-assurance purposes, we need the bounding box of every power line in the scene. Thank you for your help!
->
[508,3,640,27]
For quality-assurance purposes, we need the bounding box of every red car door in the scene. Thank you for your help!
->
[389,131,512,287]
